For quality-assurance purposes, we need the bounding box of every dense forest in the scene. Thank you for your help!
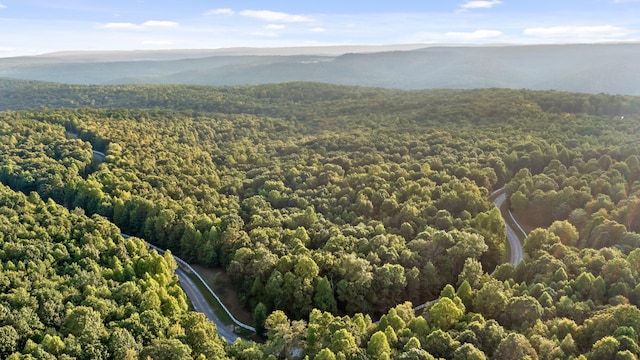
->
[0,183,227,359]
[2,80,640,359]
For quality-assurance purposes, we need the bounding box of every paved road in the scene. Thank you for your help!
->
[96,151,243,343]
[140,188,527,334]
[124,235,242,343]
[174,268,240,343]
[91,150,106,162]
[492,191,525,265]
[103,148,526,339]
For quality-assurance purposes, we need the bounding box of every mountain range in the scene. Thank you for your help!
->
[1,43,638,95]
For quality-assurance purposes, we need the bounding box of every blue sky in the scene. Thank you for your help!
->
[0,0,638,57]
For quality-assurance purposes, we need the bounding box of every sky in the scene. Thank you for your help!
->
[0,0,639,57]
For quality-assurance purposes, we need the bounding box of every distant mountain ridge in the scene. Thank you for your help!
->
[1,43,638,94]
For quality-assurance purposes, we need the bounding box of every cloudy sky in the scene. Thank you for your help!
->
[0,0,638,57]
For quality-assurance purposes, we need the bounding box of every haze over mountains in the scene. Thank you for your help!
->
[1,43,638,95]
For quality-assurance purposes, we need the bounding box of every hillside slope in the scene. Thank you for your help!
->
[0,43,638,94]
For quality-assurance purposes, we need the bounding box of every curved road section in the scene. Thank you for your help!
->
[97,148,527,340]
[174,268,240,343]
[92,150,106,162]
[492,190,525,265]
[123,235,242,342]
[94,150,246,343]
[141,188,528,338]
[145,241,250,343]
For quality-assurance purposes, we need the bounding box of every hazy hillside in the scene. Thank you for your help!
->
[0,43,639,94]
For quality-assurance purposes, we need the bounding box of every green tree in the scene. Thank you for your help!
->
[473,280,507,320]
[372,264,407,312]
[548,220,579,247]
[180,312,227,359]
[404,337,421,351]
[41,334,66,356]
[493,333,538,360]
[108,328,140,360]
[446,230,488,275]
[430,297,464,330]
[61,306,106,343]
[424,329,460,359]
[336,254,373,314]
[457,280,474,309]
[458,258,484,289]
[139,338,192,360]
[453,343,487,360]
[503,296,543,330]
[330,329,358,359]
[368,331,391,360]
[253,302,268,336]
[588,336,619,360]
[314,348,337,360]
[0,325,19,357]
[314,276,337,313]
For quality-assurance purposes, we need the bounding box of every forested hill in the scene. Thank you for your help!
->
[3,82,640,358]
[2,78,640,117]
[0,183,229,359]
[1,43,639,94]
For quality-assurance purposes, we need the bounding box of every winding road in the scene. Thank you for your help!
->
[93,150,244,343]
[92,147,527,342]
[130,183,529,341]
[175,268,240,343]
[146,241,248,343]
[91,150,106,162]
[492,190,526,265]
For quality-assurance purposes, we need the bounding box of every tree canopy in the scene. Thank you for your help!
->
[1,81,640,358]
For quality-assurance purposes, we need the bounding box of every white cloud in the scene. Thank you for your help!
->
[459,1,502,11]
[240,10,314,23]
[524,25,630,38]
[310,27,326,33]
[265,24,286,30]
[204,8,235,16]
[445,29,504,40]
[142,20,179,28]
[0,3,6,9]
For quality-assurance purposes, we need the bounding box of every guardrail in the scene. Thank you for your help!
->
[88,138,256,333]
[491,188,527,238]
[134,186,525,332]
[86,132,525,331]
[507,208,527,238]
[145,242,256,333]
